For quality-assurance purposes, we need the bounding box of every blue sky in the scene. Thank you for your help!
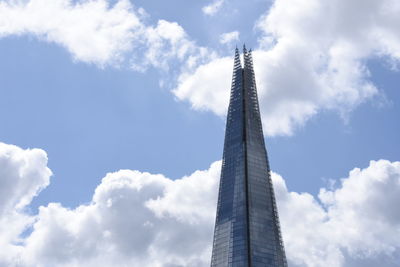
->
[0,0,399,266]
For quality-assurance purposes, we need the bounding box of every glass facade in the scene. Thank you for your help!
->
[211,47,287,267]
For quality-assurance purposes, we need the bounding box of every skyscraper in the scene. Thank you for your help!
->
[211,47,287,267]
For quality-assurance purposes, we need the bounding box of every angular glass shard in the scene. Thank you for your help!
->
[210,48,287,267]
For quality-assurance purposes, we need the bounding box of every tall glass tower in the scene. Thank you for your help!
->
[211,47,287,267]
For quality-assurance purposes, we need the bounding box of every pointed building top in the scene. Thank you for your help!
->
[243,46,253,70]
[211,46,287,267]
[234,46,242,69]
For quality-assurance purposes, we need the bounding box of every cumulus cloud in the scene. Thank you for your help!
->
[0,0,144,66]
[0,143,51,216]
[1,0,399,136]
[1,143,400,266]
[132,20,211,73]
[219,31,239,45]
[202,0,225,16]
[174,0,400,136]
[18,164,220,267]
[277,159,400,267]
[174,56,233,115]
[0,142,51,266]
[0,0,210,70]
[0,142,220,266]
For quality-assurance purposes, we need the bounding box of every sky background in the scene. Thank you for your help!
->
[0,0,399,266]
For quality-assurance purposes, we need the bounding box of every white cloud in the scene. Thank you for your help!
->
[0,142,220,266]
[133,20,211,73]
[1,0,398,136]
[0,142,51,266]
[17,163,220,267]
[0,0,143,66]
[276,159,400,266]
[0,0,210,70]
[1,143,400,266]
[174,56,233,115]
[202,0,225,16]
[174,0,400,136]
[219,31,239,45]
[0,143,51,216]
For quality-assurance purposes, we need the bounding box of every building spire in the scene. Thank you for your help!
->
[210,48,287,267]
[243,45,252,71]
[234,46,242,70]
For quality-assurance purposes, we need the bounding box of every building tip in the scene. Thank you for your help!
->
[234,47,240,57]
[243,43,250,55]
[234,44,251,55]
